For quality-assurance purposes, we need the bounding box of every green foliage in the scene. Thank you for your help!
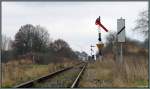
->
[134,80,148,86]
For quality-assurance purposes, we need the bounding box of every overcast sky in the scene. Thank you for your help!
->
[2,1,148,55]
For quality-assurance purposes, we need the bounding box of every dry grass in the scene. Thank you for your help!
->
[1,58,76,88]
[80,54,148,87]
[1,59,49,87]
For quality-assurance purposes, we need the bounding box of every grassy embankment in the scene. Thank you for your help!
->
[1,58,76,88]
[79,44,148,87]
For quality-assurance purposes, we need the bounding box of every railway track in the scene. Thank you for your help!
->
[14,62,87,88]
[71,63,86,88]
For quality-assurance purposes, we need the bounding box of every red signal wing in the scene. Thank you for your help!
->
[95,17,109,32]
[95,18,100,25]
[99,23,108,32]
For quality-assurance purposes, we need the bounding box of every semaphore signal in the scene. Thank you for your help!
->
[95,16,109,60]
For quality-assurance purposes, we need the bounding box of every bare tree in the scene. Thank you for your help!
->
[12,24,50,55]
[133,10,148,38]
[104,32,118,61]
[1,35,14,62]
[34,25,50,51]
[133,10,148,48]
[49,39,78,59]
[105,32,116,50]
[2,35,12,51]
[50,39,70,52]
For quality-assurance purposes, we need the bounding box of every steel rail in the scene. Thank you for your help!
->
[71,63,87,88]
[14,62,84,88]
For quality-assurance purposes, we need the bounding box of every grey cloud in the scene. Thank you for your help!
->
[2,1,148,54]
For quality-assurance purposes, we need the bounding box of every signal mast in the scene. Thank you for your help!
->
[95,16,109,60]
[90,45,95,60]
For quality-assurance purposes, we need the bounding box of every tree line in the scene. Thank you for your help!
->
[2,24,80,64]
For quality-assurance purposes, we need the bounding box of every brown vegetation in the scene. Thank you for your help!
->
[1,58,77,88]
[80,43,148,87]
[80,56,148,87]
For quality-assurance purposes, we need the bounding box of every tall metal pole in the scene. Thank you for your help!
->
[120,43,123,63]
[90,45,95,60]
[148,2,150,87]
[90,45,92,57]
[98,16,102,60]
